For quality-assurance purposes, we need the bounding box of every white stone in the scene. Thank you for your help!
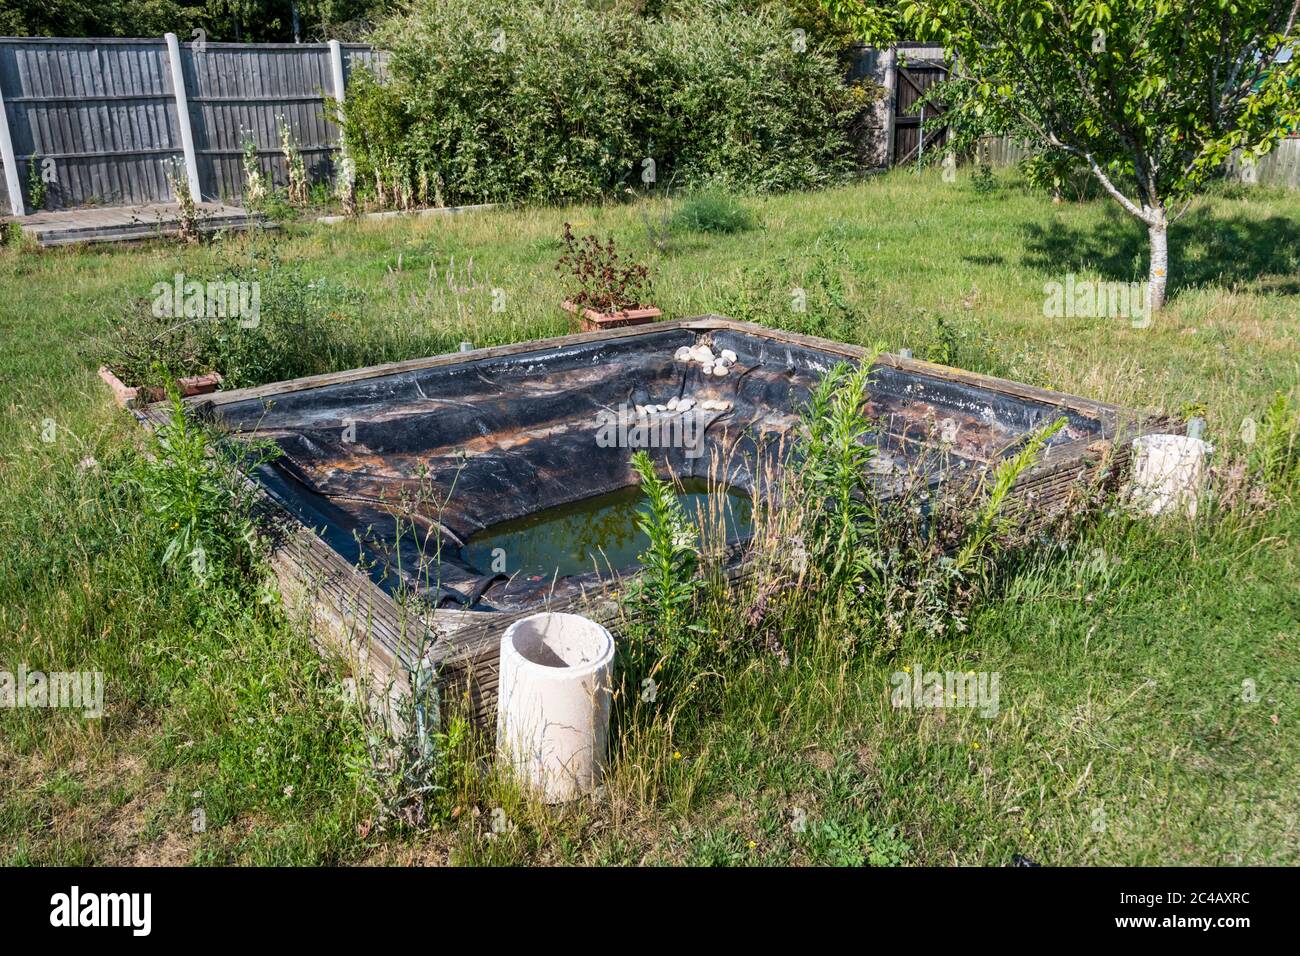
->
[720,349,737,363]
[674,346,693,362]
[712,365,728,377]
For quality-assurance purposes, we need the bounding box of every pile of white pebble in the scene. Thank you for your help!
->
[634,394,731,415]
[674,343,738,377]
[629,344,740,417]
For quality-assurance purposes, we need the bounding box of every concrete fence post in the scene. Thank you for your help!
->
[882,46,898,170]
[327,39,351,190]
[164,32,204,202]
[328,41,349,151]
[328,40,347,113]
[0,64,25,217]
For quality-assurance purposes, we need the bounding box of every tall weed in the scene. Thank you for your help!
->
[130,390,275,587]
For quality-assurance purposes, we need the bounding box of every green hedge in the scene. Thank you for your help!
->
[340,0,860,205]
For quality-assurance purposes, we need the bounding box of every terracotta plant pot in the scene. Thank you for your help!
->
[562,300,662,332]
[98,366,223,409]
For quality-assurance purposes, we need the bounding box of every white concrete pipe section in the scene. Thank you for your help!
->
[1129,434,1213,518]
[496,612,615,803]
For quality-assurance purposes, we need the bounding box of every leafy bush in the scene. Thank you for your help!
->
[130,390,274,587]
[100,256,349,391]
[341,0,857,206]
[279,120,310,206]
[787,361,1073,641]
[99,299,213,391]
[332,67,427,210]
[970,161,997,194]
[164,160,200,244]
[344,0,648,206]
[240,131,268,208]
[198,259,344,389]
[26,153,47,211]
[1019,149,1101,202]
[641,2,857,193]
[671,192,756,234]
[555,223,653,312]
[795,359,883,605]
[629,451,701,641]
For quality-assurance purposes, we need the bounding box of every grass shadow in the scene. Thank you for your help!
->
[1020,203,1300,296]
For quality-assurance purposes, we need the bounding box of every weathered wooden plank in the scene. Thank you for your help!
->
[22,201,270,245]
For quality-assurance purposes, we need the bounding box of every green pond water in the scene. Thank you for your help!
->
[461,478,752,581]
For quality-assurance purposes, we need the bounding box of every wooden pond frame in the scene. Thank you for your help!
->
[133,315,1167,729]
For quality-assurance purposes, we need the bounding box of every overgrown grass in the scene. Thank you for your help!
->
[1,166,1296,865]
[670,193,756,235]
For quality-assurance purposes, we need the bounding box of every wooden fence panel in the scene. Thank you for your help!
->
[0,36,378,213]
[184,42,340,203]
[0,38,184,212]
[982,134,1300,190]
[1233,137,1300,189]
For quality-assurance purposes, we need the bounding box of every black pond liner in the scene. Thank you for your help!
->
[213,326,1104,613]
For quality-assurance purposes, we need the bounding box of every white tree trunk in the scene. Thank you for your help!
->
[1147,213,1168,314]
[1077,155,1172,314]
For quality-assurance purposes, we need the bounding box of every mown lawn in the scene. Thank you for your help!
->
[1,168,1296,865]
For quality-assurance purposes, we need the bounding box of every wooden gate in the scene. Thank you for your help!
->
[891,57,949,166]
